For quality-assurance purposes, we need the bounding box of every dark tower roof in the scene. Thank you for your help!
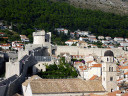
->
[104,50,114,57]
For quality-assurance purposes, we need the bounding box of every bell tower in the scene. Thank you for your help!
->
[102,50,117,92]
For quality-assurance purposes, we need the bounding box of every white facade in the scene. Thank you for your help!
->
[65,40,74,46]
[98,36,104,40]
[120,42,128,47]
[55,28,68,35]
[22,83,33,96]
[79,65,101,80]
[102,53,117,92]
[84,56,94,62]
[88,35,96,38]
[77,31,89,36]
[20,35,29,42]
[33,30,45,45]
[114,37,124,42]
[79,37,89,41]
[102,40,110,44]
[105,36,112,40]
[0,44,10,49]
[89,38,97,42]
[125,38,128,42]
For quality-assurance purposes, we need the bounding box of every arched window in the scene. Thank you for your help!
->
[109,67,113,72]
[111,89,113,92]
[111,67,113,72]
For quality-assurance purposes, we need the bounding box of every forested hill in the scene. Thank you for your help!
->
[0,0,128,38]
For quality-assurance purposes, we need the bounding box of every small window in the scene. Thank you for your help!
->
[111,67,113,71]
[110,77,113,81]
[109,67,113,72]
[111,89,113,92]
[104,77,105,81]
[107,58,109,61]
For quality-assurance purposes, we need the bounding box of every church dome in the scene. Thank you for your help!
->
[104,50,114,57]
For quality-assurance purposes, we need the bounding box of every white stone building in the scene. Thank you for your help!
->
[102,50,117,92]
[120,42,128,47]
[114,37,124,42]
[105,36,112,40]
[77,41,88,48]
[65,40,74,46]
[20,35,29,42]
[98,36,104,40]
[55,28,68,35]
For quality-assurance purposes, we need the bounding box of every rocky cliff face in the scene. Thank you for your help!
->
[64,0,128,15]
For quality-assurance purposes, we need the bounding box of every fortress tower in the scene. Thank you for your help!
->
[33,30,45,45]
[102,50,117,92]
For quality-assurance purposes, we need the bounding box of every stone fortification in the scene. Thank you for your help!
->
[0,75,18,96]
[3,54,37,96]
[56,46,127,57]
[33,30,45,45]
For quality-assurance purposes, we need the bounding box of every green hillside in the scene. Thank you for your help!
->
[0,0,128,38]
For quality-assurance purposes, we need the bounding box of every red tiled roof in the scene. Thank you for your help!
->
[107,90,121,96]
[122,93,128,96]
[91,64,102,67]
[121,66,128,69]
[0,32,4,34]
[74,61,83,64]
[117,78,123,81]
[87,61,93,63]
[124,72,128,75]
[65,40,73,42]
[89,75,98,80]
[79,66,84,68]
[2,37,8,39]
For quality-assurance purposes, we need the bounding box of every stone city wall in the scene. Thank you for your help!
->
[56,46,128,57]
[3,54,37,96]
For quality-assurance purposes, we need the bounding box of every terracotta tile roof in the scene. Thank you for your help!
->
[89,75,98,80]
[0,32,4,34]
[122,93,128,96]
[120,66,128,69]
[80,68,87,71]
[0,44,10,47]
[79,41,87,44]
[2,37,8,39]
[118,66,122,69]
[117,78,123,81]
[22,75,41,86]
[87,61,93,63]
[65,40,73,42]
[91,64,102,67]
[16,46,23,48]
[18,44,24,45]
[79,66,84,68]
[107,90,121,96]
[124,72,128,75]
[123,61,128,64]
[30,79,105,94]
[74,61,83,64]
